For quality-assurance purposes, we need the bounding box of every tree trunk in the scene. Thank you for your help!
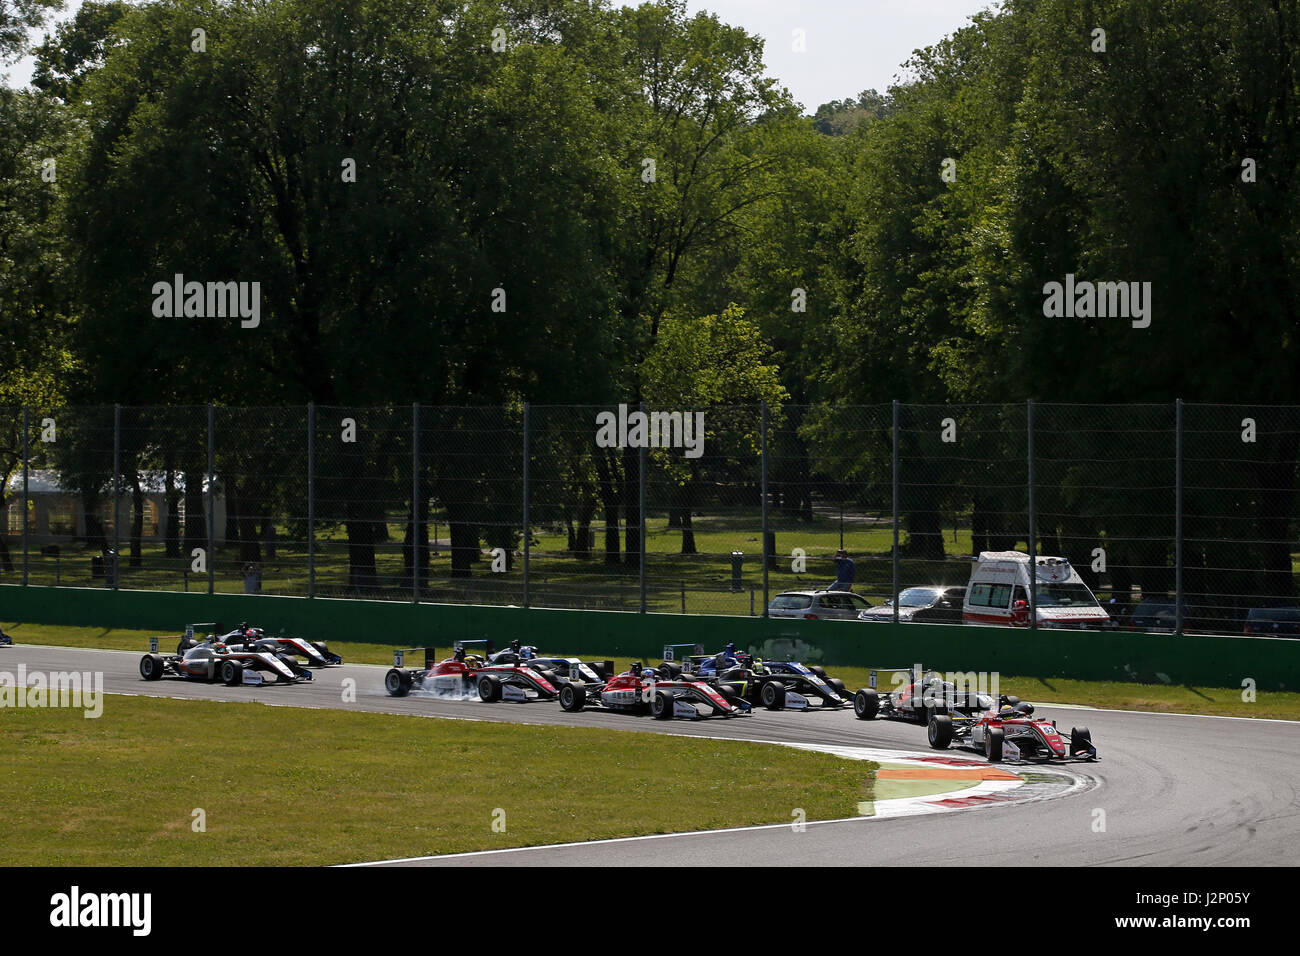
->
[129,473,144,568]
[182,467,206,553]
[164,468,181,559]
[593,449,621,566]
[622,444,640,569]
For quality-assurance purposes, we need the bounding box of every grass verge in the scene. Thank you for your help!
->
[6,622,1297,720]
[0,694,872,866]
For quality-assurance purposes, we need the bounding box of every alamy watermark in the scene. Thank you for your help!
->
[595,404,705,459]
[151,273,261,328]
[1042,273,1151,328]
[0,665,104,718]
[50,886,151,936]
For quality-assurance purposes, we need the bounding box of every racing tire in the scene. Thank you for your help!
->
[139,654,164,681]
[384,668,412,697]
[985,727,1005,762]
[715,683,740,702]
[927,714,954,749]
[760,680,786,710]
[853,689,880,720]
[921,703,949,725]
[221,660,244,686]
[661,663,682,679]
[559,683,585,712]
[477,675,502,703]
[651,691,675,719]
[829,677,847,697]
[1070,726,1093,758]
[810,666,828,679]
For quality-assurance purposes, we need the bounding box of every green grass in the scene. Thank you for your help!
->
[0,695,872,866]
[7,621,1298,720]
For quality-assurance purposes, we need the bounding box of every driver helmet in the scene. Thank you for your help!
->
[453,647,466,662]
[725,642,737,654]
[629,661,643,677]
[1014,701,1035,717]
[510,639,521,652]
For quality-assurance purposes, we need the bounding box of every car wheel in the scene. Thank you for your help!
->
[922,703,949,725]
[853,689,880,720]
[928,715,953,749]
[559,683,585,712]
[384,669,411,697]
[221,660,243,686]
[985,727,1004,762]
[761,681,785,710]
[652,691,675,719]
[810,666,828,679]
[829,677,847,696]
[1070,726,1093,757]
[477,675,501,702]
[139,654,164,681]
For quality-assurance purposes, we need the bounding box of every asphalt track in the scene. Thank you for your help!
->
[5,644,1300,866]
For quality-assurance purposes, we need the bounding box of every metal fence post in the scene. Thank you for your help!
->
[639,402,647,614]
[112,404,121,590]
[307,403,315,599]
[206,403,215,596]
[1175,398,1184,635]
[521,403,530,609]
[892,400,900,624]
[21,406,30,586]
[760,401,769,617]
[1027,399,1036,630]
[412,403,420,604]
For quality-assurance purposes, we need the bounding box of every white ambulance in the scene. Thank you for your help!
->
[962,551,1110,629]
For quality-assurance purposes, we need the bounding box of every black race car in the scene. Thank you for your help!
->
[665,649,853,710]
[852,666,990,723]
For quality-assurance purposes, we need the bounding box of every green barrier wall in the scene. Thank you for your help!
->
[3,584,1296,690]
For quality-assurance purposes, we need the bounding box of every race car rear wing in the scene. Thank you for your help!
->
[867,663,932,690]
[663,643,704,665]
[393,640,496,668]
[151,622,220,653]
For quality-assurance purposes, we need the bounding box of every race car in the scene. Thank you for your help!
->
[138,632,313,686]
[556,662,751,719]
[0,626,12,646]
[665,647,852,710]
[213,622,342,667]
[926,700,1098,764]
[383,640,561,702]
[850,666,989,723]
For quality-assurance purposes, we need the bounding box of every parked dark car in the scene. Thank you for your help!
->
[1243,607,1300,638]
[1124,597,1192,633]
[858,586,965,624]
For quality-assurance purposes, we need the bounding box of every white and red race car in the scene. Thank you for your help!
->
[558,662,751,719]
[927,699,1097,763]
[384,641,562,702]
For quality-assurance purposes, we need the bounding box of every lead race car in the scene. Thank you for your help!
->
[557,661,751,719]
[211,622,342,667]
[138,629,313,686]
[927,699,1098,763]
[383,640,563,702]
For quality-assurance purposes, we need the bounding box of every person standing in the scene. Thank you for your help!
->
[831,549,856,592]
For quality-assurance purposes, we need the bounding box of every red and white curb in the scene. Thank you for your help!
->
[772,741,1091,818]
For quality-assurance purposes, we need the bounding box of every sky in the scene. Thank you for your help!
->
[3,0,999,111]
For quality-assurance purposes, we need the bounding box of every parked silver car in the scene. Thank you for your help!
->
[767,590,874,620]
